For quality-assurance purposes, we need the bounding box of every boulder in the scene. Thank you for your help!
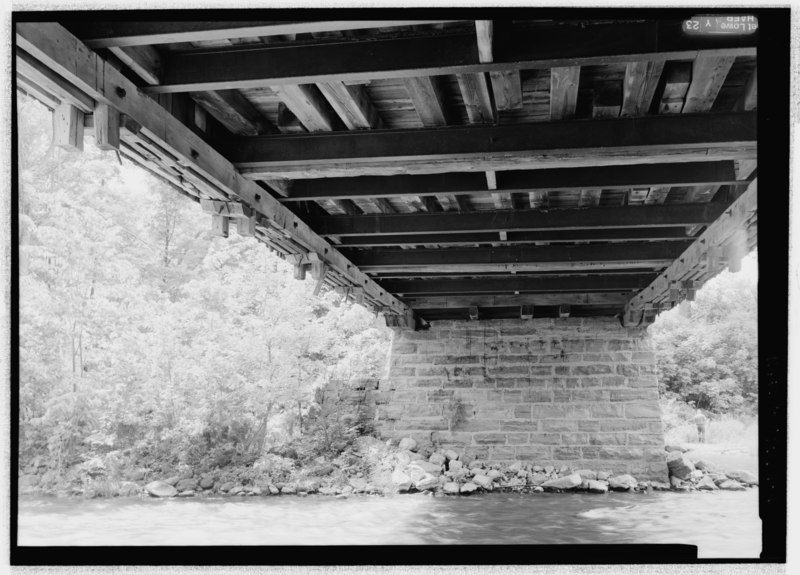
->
[118,481,141,497]
[669,476,684,488]
[443,482,461,495]
[175,478,197,492]
[692,459,712,471]
[532,486,544,493]
[559,465,570,475]
[689,470,704,481]
[541,473,582,491]
[349,477,368,492]
[472,475,493,489]
[575,469,597,481]
[460,482,478,495]
[719,480,746,491]
[666,452,696,480]
[726,470,758,485]
[529,472,549,486]
[199,476,215,490]
[665,444,689,453]
[608,474,638,491]
[508,461,523,473]
[429,453,446,466]
[280,485,296,494]
[650,481,671,491]
[177,490,195,498]
[164,475,180,486]
[250,486,263,496]
[444,450,459,462]
[395,451,413,467]
[448,460,463,472]
[145,481,177,498]
[697,476,718,490]
[587,480,609,494]
[228,486,245,496]
[399,438,418,452]
[532,465,543,472]
[414,474,439,491]
[469,460,484,469]
[487,469,503,481]
[268,484,280,495]
[415,461,443,476]
[596,471,612,481]
[544,465,555,474]
[391,469,412,492]
[318,486,337,496]
[219,482,234,493]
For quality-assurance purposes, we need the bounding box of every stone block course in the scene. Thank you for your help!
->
[376,318,668,480]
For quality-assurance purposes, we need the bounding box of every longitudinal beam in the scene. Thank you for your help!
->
[342,242,691,274]
[279,161,739,201]
[379,274,658,295]
[231,112,757,179]
[146,22,756,93]
[336,227,694,247]
[405,293,630,309]
[69,20,467,48]
[16,22,411,318]
[314,203,727,237]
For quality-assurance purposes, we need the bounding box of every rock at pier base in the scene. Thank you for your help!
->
[145,481,177,498]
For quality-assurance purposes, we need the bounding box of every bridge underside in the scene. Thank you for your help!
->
[14,13,758,479]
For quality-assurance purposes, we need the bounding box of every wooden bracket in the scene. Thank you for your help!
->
[621,308,644,327]
[682,280,697,301]
[94,103,120,151]
[520,304,533,320]
[558,304,571,318]
[352,287,365,305]
[469,306,479,321]
[200,199,253,219]
[53,102,84,152]
[211,214,229,237]
[235,216,257,237]
[669,281,682,304]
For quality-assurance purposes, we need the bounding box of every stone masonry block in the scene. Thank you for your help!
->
[473,433,508,445]
[625,403,662,419]
[515,446,551,460]
[529,432,565,445]
[490,446,517,459]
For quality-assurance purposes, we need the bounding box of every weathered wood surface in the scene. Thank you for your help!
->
[405,293,630,309]
[16,22,411,317]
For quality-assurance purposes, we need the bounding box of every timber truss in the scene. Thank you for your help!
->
[14,16,758,328]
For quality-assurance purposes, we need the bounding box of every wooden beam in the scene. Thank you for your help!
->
[342,242,690,274]
[231,112,757,179]
[148,23,757,93]
[281,161,738,202]
[108,45,161,85]
[550,66,580,120]
[659,61,692,114]
[331,199,363,215]
[592,81,622,118]
[419,196,442,213]
[645,186,671,205]
[271,84,345,132]
[16,22,410,317]
[335,226,693,247]
[72,20,467,48]
[578,189,602,207]
[317,81,384,130]
[211,214,229,237]
[454,195,472,213]
[381,273,658,296]
[404,76,449,126]
[16,48,94,113]
[474,21,493,63]
[93,103,120,151]
[621,61,665,117]
[486,171,512,210]
[407,293,628,310]
[735,66,758,112]
[456,73,495,123]
[314,203,728,237]
[53,102,84,151]
[372,198,397,214]
[625,179,757,313]
[681,54,736,114]
[489,70,523,111]
[189,90,278,136]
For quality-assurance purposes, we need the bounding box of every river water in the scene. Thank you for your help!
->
[18,490,760,558]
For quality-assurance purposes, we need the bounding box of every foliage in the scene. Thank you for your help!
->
[649,254,758,415]
[17,95,392,480]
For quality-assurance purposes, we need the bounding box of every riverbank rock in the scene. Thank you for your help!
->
[608,475,637,491]
[414,461,443,476]
[219,481,234,493]
[460,482,478,495]
[429,453,446,466]
[587,480,609,494]
[199,476,215,490]
[228,485,245,496]
[541,473,582,491]
[398,438,418,452]
[665,444,689,453]
[444,450,459,462]
[280,485,296,494]
[268,485,280,495]
[697,476,718,490]
[443,482,460,495]
[448,460,463,472]
[318,486,337,496]
[414,474,439,491]
[164,475,180,486]
[391,469,412,492]
[177,490,195,497]
[726,470,758,485]
[575,469,597,481]
[487,469,502,481]
[349,477,368,492]
[719,480,746,491]
[472,475,493,490]
[175,478,197,492]
[145,481,177,498]
[596,471,611,481]
[669,476,684,488]
[666,452,695,480]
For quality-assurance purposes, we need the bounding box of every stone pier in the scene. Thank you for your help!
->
[374,317,669,481]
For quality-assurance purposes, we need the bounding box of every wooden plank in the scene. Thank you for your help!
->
[474,21,493,63]
[419,196,442,213]
[53,102,84,151]
[335,227,693,247]
[380,273,658,295]
[148,23,756,93]
[550,66,580,120]
[93,103,120,151]
[230,112,757,179]
[317,81,384,130]
[454,195,472,213]
[189,90,278,135]
[16,22,410,317]
[72,20,467,48]
[108,45,161,85]
[406,293,629,309]
[681,54,736,113]
[404,76,449,126]
[372,198,397,214]
[645,186,670,205]
[281,161,738,202]
[579,189,602,207]
[456,73,495,123]
[314,203,727,237]
[489,70,523,111]
[529,191,548,209]
[271,84,345,132]
[625,179,756,313]
[592,81,622,118]
[486,171,512,210]
[16,48,94,113]
[621,60,665,117]
[17,72,62,109]
[277,102,306,133]
[558,304,571,318]
[627,188,649,205]
[659,61,692,114]
[735,66,757,111]
[331,199,363,215]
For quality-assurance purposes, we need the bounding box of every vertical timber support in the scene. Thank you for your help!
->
[53,102,84,151]
[374,318,668,481]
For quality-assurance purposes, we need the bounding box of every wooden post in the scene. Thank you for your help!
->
[293,264,307,280]
[682,280,697,301]
[93,103,120,151]
[211,214,229,237]
[53,102,84,151]
[520,305,533,320]
[558,304,571,318]
[236,216,256,237]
